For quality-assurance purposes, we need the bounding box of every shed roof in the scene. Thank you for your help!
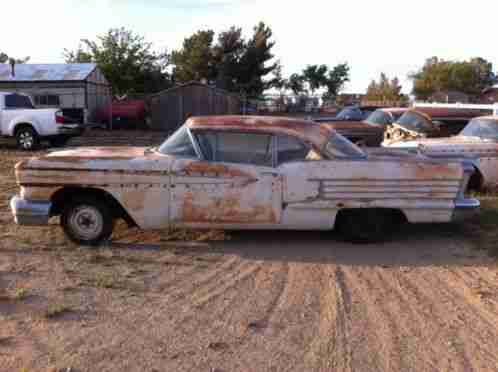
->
[151,81,238,97]
[0,63,97,82]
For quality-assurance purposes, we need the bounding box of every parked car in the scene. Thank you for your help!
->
[317,105,380,122]
[95,99,149,129]
[384,115,498,191]
[318,107,408,146]
[11,115,478,245]
[0,92,83,150]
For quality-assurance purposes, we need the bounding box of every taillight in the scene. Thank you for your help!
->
[55,110,65,124]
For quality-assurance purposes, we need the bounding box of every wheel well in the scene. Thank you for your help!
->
[467,167,484,192]
[334,208,407,229]
[14,123,37,136]
[50,187,137,226]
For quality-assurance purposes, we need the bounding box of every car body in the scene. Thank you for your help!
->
[11,115,478,245]
[317,107,407,146]
[384,115,498,191]
[317,105,380,122]
[382,106,495,147]
[0,91,83,150]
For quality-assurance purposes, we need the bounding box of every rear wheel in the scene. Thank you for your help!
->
[336,209,400,243]
[61,197,114,246]
[16,126,39,151]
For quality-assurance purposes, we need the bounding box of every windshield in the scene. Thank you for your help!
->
[336,107,363,120]
[364,110,392,126]
[460,118,498,140]
[324,133,366,159]
[395,111,434,133]
[157,125,198,157]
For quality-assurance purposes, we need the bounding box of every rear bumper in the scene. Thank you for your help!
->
[56,125,84,136]
[452,198,480,222]
[10,196,52,226]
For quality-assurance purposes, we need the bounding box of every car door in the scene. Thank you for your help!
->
[169,129,282,228]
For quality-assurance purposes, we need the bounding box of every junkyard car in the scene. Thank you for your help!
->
[383,106,494,147]
[384,115,498,191]
[11,116,479,245]
[318,107,407,146]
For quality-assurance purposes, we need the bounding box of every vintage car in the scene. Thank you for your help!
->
[317,107,407,146]
[10,116,478,245]
[384,115,498,191]
[383,106,495,147]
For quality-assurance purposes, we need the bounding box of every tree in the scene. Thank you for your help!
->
[64,27,171,95]
[323,63,350,99]
[286,73,305,95]
[212,27,245,91]
[171,30,215,83]
[236,22,279,96]
[366,72,405,102]
[411,56,496,100]
[0,52,29,64]
[302,64,328,94]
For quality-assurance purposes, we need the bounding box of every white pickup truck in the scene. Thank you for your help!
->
[0,91,83,150]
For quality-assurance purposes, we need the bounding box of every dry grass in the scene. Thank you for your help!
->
[463,199,498,257]
[44,303,74,319]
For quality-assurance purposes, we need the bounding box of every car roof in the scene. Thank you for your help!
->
[186,115,335,149]
[473,115,498,121]
[380,107,408,114]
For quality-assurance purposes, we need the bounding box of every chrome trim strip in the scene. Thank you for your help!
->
[10,196,52,226]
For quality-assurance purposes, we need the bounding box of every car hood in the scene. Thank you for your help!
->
[44,146,149,159]
[385,136,492,149]
[320,120,373,130]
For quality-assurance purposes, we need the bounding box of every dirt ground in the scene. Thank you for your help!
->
[2,137,498,372]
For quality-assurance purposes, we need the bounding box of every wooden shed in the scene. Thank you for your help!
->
[149,82,241,131]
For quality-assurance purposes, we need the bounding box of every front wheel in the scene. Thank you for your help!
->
[16,126,39,151]
[61,197,114,246]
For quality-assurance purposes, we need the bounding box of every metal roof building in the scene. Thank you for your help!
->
[0,63,110,123]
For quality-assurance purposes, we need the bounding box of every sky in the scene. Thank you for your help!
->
[2,0,497,94]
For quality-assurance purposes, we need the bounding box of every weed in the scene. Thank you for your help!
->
[44,303,73,319]
[13,288,28,300]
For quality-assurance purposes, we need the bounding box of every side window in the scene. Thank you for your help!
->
[195,131,273,166]
[5,94,34,109]
[277,135,311,164]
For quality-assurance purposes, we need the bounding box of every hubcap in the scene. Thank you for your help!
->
[19,131,34,149]
[69,205,104,241]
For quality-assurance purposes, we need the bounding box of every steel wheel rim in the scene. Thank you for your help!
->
[68,205,104,241]
[19,131,34,149]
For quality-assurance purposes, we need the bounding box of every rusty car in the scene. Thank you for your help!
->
[384,115,498,191]
[382,104,498,147]
[317,107,407,146]
[10,115,479,245]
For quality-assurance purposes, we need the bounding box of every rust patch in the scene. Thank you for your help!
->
[413,162,460,180]
[182,192,276,223]
[183,162,250,178]
[121,189,147,212]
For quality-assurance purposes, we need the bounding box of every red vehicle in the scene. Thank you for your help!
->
[96,99,149,129]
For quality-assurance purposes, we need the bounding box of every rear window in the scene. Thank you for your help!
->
[5,93,34,109]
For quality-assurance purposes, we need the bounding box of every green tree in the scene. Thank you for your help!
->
[237,22,279,96]
[302,64,328,94]
[286,73,305,95]
[171,30,215,83]
[64,27,171,95]
[212,27,245,91]
[366,72,405,102]
[323,63,350,99]
[411,57,496,100]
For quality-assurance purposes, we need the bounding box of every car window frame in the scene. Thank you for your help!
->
[191,129,277,168]
[275,133,318,165]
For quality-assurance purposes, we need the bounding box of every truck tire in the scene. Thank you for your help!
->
[336,209,396,244]
[61,197,114,246]
[16,126,39,151]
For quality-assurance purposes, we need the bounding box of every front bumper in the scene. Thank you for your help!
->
[10,196,52,226]
[452,198,480,222]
